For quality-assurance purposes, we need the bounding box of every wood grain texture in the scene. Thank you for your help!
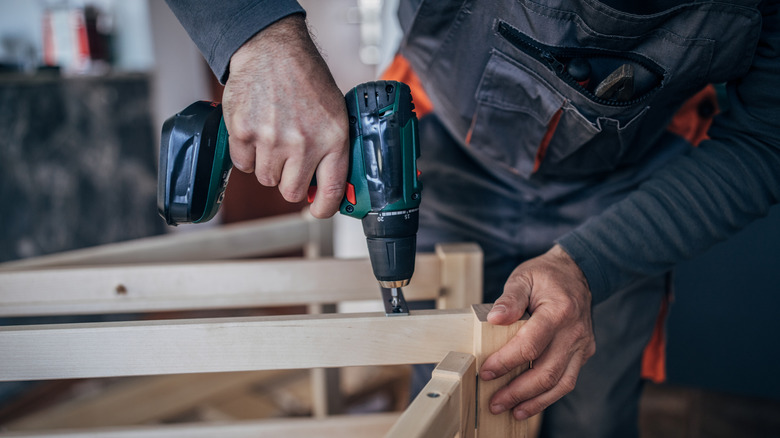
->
[472,304,530,438]
[0,213,322,271]
[0,310,473,381]
[0,413,399,438]
[3,370,298,430]
[0,255,443,317]
[385,352,475,438]
[436,243,483,310]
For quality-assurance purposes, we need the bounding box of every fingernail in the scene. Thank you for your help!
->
[490,404,506,414]
[514,408,530,421]
[488,304,507,317]
[480,370,496,381]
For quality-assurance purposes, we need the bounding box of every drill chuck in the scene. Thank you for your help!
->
[362,208,419,288]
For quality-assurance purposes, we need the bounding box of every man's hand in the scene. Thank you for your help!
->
[222,14,349,218]
[480,245,596,420]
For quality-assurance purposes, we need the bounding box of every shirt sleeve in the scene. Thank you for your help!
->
[556,0,780,305]
[164,0,305,83]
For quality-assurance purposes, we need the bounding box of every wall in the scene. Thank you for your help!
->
[669,203,780,400]
[0,0,154,72]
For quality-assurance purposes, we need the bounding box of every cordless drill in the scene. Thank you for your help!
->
[157,81,421,315]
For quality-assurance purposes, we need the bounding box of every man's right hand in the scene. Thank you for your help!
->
[222,14,349,218]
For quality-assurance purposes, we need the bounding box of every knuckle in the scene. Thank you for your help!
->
[505,270,533,293]
[255,125,277,147]
[494,294,520,310]
[558,374,578,394]
[232,159,253,173]
[280,186,307,203]
[493,356,515,376]
[537,368,560,392]
[505,390,525,408]
[322,124,348,149]
[585,340,597,358]
[547,300,578,327]
[255,168,279,187]
[568,322,589,341]
[318,183,346,200]
[514,341,542,362]
[281,129,307,151]
[229,123,257,144]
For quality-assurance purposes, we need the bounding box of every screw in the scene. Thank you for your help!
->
[385,84,394,94]
[346,205,354,213]
[427,392,441,398]
[349,116,357,125]
[115,284,127,295]
[412,193,419,200]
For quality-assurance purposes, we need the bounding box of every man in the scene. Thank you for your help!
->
[165,1,780,436]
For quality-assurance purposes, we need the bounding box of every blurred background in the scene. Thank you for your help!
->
[0,0,778,436]
[0,0,403,263]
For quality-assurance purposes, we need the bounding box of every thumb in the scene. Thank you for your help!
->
[487,271,531,325]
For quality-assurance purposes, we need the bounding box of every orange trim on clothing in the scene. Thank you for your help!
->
[641,293,670,383]
[641,85,720,383]
[666,84,719,146]
[533,108,564,173]
[380,54,434,118]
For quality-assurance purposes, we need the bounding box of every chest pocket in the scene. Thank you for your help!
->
[467,17,715,179]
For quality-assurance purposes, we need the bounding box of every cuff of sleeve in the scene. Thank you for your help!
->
[555,232,611,305]
[208,1,305,83]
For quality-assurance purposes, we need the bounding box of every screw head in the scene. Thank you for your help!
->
[346,205,354,213]
[426,392,441,398]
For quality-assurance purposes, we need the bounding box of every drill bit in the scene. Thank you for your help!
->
[381,287,410,316]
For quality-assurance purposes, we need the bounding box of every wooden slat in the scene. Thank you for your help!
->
[0,413,400,438]
[472,304,530,438]
[385,352,475,438]
[0,213,323,272]
[436,243,483,310]
[0,255,442,317]
[0,309,473,381]
[3,371,300,431]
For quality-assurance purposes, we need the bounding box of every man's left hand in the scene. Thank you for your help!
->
[480,244,596,421]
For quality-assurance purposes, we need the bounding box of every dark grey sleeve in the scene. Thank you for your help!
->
[556,1,780,304]
[164,0,305,83]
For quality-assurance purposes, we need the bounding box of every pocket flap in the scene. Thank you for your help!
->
[476,50,565,126]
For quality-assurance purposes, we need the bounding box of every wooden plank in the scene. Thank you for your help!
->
[0,213,321,272]
[303,209,334,258]
[0,255,443,317]
[385,352,475,438]
[0,413,400,438]
[3,370,300,431]
[204,389,284,420]
[436,353,477,438]
[307,303,342,418]
[0,309,473,382]
[436,243,483,310]
[472,304,530,438]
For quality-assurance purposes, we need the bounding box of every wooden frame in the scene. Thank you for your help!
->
[0,306,528,437]
[0,211,528,437]
[0,212,481,317]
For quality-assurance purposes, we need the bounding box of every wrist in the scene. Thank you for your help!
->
[230,14,309,72]
[548,244,590,292]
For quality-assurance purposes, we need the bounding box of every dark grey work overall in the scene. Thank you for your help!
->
[395,0,762,436]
